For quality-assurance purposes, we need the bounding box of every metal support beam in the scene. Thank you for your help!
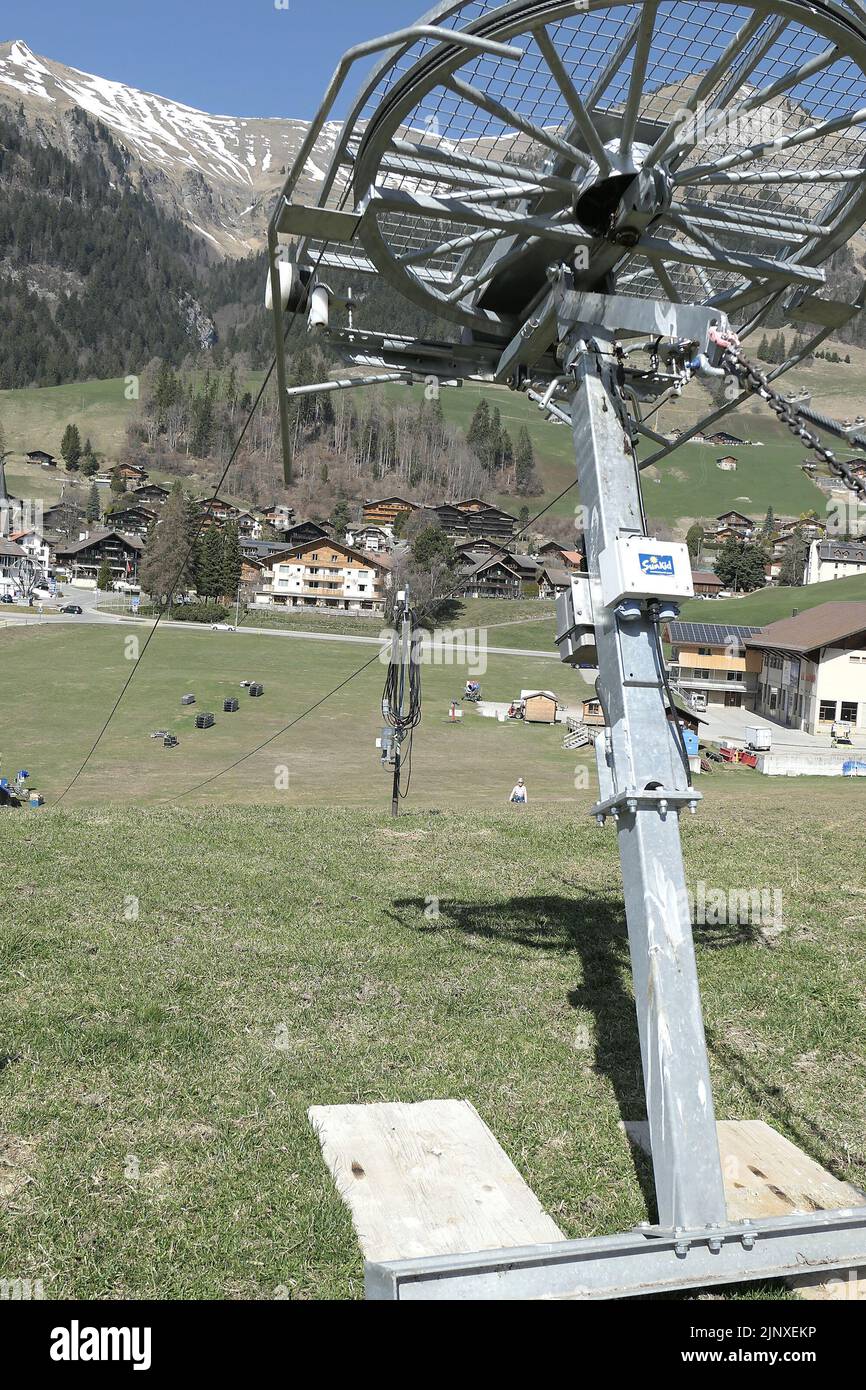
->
[366,1207,866,1300]
[567,341,727,1232]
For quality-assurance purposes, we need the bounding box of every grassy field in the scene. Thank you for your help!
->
[382,375,831,529]
[0,621,576,807]
[1,788,864,1299]
[0,377,137,460]
[679,571,866,625]
[2,349,849,538]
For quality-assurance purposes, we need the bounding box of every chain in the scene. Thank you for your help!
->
[717,340,866,503]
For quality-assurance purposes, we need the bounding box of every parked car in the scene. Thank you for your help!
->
[60,604,83,615]
[0,595,13,604]
[211,623,235,632]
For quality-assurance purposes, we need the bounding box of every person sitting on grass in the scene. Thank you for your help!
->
[508,777,528,805]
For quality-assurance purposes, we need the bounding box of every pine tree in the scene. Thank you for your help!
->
[500,428,514,477]
[762,506,775,537]
[515,426,539,494]
[686,522,704,559]
[196,526,224,598]
[60,422,81,470]
[139,481,197,602]
[779,534,809,587]
[467,399,491,466]
[79,438,98,477]
[86,482,100,523]
[96,557,112,591]
[220,522,242,603]
[489,406,503,470]
[330,499,351,540]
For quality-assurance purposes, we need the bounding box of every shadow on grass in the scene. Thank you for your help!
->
[706,1030,864,1189]
[390,889,800,1219]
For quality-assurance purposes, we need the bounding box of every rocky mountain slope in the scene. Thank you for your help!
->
[0,39,337,255]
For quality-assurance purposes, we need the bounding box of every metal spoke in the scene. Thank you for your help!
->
[672,199,826,238]
[648,257,681,303]
[585,11,643,109]
[456,182,550,204]
[620,1,659,162]
[689,167,866,186]
[630,231,825,286]
[677,105,866,184]
[360,184,594,249]
[446,74,590,170]
[680,43,838,157]
[377,153,537,191]
[387,138,577,194]
[662,210,739,268]
[665,15,787,164]
[534,26,611,175]
[645,10,765,166]
[398,225,502,266]
[443,237,543,304]
[710,16,788,111]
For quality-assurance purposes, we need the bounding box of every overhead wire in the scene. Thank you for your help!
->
[163,476,581,801]
[50,191,351,806]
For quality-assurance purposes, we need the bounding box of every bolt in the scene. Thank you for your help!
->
[741,1232,756,1250]
[708,1237,722,1254]
[596,814,606,828]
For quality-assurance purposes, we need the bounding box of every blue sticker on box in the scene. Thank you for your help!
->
[638,552,675,576]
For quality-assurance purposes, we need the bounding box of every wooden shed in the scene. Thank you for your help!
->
[521,689,558,724]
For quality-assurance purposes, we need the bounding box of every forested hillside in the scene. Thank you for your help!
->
[0,102,213,388]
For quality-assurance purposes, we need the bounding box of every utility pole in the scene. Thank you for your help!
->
[391,587,410,817]
[378,585,420,817]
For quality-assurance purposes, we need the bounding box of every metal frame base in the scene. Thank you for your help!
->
[365,1208,866,1300]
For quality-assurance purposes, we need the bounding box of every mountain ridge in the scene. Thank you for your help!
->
[0,39,335,255]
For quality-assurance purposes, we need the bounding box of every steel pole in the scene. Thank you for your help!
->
[568,340,727,1231]
[391,592,411,818]
[267,225,294,487]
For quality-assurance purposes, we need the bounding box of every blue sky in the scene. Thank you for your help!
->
[2,0,420,118]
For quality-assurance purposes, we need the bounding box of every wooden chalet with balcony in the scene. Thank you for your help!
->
[254,538,390,614]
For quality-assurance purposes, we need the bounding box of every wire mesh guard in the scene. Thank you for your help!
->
[286,0,866,343]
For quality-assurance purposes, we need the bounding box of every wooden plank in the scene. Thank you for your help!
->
[625,1119,866,1299]
[309,1099,564,1262]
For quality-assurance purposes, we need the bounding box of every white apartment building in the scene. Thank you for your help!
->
[804,539,866,585]
[254,538,390,614]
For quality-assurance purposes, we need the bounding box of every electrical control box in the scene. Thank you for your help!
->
[598,536,694,608]
[555,574,598,667]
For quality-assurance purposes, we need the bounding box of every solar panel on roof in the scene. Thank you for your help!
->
[668,622,762,645]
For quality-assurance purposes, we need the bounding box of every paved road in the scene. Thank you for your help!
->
[3,592,560,661]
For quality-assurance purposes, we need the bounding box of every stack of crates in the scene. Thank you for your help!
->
[224,697,239,713]
[195,712,215,729]
[249,682,264,698]
[181,693,196,705]
[164,734,179,748]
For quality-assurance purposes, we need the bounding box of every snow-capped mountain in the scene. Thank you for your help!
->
[0,39,339,255]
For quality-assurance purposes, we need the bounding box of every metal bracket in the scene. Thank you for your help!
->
[365,1207,866,1300]
[592,788,701,821]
